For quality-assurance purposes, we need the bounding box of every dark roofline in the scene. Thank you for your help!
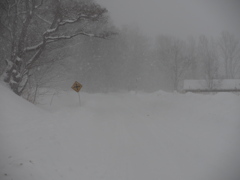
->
[185,89,240,92]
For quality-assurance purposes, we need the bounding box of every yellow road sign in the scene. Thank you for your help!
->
[71,81,82,92]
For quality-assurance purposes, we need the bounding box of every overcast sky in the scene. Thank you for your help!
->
[96,0,240,40]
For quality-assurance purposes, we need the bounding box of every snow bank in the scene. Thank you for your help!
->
[1,83,240,180]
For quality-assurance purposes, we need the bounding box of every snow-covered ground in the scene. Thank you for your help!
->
[1,83,240,180]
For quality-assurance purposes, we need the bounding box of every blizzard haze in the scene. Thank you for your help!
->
[1,0,240,179]
[96,0,240,39]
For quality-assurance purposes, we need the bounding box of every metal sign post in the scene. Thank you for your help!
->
[71,81,83,106]
[78,91,81,106]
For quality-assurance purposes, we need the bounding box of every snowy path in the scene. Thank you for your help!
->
[1,85,240,180]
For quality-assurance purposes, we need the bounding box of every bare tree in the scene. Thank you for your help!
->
[117,25,150,91]
[197,35,219,89]
[0,0,112,95]
[155,35,192,91]
[185,37,197,79]
[219,31,240,78]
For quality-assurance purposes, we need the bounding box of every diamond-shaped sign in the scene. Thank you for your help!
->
[71,81,82,92]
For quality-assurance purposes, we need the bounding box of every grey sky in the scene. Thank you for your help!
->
[96,0,240,39]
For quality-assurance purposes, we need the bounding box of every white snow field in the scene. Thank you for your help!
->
[0,83,240,180]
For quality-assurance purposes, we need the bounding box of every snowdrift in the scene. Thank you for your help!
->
[0,83,240,180]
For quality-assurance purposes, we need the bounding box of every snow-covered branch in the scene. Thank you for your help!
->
[59,15,86,26]
[26,47,44,69]
[58,10,103,27]
[34,0,44,9]
[25,30,113,54]
[35,14,52,25]
[43,26,59,36]
[46,32,94,41]
[24,42,44,52]
[46,31,112,42]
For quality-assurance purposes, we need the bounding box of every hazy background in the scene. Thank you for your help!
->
[96,0,240,40]
[1,0,240,100]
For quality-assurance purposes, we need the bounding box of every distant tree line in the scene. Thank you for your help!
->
[1,0,240,102]
[60,28,240,93]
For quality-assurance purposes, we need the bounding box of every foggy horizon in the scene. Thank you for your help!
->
[96,0,240,40]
